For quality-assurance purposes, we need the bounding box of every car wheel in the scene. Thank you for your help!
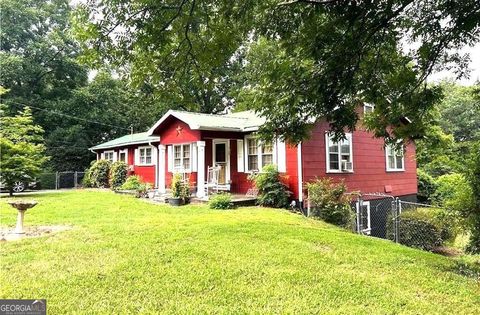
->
[12,182,25,193]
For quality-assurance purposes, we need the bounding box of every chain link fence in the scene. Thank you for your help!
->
[352,194,446,252]
[35,171,85,190]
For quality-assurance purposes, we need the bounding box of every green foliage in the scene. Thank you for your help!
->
[249,164,291,208]
[87,160,111,188]
[0,104,48,195]
[390,210,443,251]
[466,144,480,253]
[209,193,234,210]
[74,1,480,144]
[306,178,354,228]
[120,175,144,191]
[417,169,437,203]
[171,173,184,199]
[432,173,475,217]
[109,161,128,189]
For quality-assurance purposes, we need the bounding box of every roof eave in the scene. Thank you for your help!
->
[89,138,160,151]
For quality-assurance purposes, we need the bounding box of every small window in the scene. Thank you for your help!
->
[364,104,374,114]
[119,149,128,163]
[139,147,152,165]
[386,144,404,171]
[326,133,353,173]
[173,144,192,171]
[104,151,114,162]
[261,142,273,168]
[356,201,371,235]
[247,138,258,171]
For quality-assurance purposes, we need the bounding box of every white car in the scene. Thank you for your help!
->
[0,178,37,193]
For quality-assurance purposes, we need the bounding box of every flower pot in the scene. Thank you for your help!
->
[169,197,183,206]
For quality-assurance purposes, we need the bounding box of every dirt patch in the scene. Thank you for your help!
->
[0,225,72,241]
[432,246,463,257]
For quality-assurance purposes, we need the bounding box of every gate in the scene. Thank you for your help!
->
[353,194,435,246]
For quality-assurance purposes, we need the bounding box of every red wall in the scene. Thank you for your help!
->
[301,121,417,197]
[97,145,157,187]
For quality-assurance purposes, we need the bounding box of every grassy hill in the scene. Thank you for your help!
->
[1,191,479,314]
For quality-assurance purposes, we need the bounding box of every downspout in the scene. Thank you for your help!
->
[297,142,304,209]
[89,149,98,160]
[148,141,158,189]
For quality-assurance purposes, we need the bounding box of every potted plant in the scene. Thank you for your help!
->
[181,179,191,204]
[169,173,184,206]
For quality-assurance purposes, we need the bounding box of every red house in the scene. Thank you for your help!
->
[90,107,417,204]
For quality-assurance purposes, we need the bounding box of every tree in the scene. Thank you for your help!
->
[0,103,48,196]
[74,0,480,143]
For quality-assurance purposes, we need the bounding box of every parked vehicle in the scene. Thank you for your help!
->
[0,177,37,193]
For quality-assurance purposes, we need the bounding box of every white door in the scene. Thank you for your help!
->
[213,140,230,185]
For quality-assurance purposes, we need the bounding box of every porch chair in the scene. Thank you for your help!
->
[204,166,221,198]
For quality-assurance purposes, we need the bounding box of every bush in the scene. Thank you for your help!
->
[417,207,459,243]
[87,160,111,188]
[209,193,234,209]
[417,169,437,203]
[306,178,354,228]
[249,164,291,208]
[109,161,128,189]
[388,210,443,251]
[120,175,144,190]
[432,173,475,214]
[171,173,183,198]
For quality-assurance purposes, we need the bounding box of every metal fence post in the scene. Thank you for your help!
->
[74,171,78,189]
[356,195,362,234]
[55,171,59,190]
[395,198,400,243]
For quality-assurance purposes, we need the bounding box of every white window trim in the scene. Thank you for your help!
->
[385,144,405,172]
[325,133,354,173]
[137,146,154,166]
[244,136,275,173]
[356,201,371,235]
[103,150,115,162]
[172,143,193,173]
[118,149,128,163]
[364,103,375,114]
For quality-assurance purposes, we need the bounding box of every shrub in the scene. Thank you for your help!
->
[417,169,437,203]
[432,173,475,215]
[306,178,354,228]
[388,210,443,251]
[87,160,111,188]
[417,207,459,243]
[171,173,183,198]
[209,193,234,209]
[120,175,144,190]
[249,164,291,208]
[109,161,128,189]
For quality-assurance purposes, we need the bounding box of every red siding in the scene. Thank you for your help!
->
[159,119,200,145]
[302,121,417,197]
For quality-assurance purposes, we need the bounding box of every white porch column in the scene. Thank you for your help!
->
[196,141,206,198]
[158,144,166,193]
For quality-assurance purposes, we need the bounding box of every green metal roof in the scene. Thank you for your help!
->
[90,132,160,151]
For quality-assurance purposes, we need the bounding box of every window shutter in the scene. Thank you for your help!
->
[134,148,139,165]
[151,145,158,165]
[100,152,105,160]
[276,139,286,172]
[237,139,244,172]
[113,151,118,162]
[244,137,249,172]
[167,145,173,172]
[191,143,197,172]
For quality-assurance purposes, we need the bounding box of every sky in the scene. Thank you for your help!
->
[428,43,480,85]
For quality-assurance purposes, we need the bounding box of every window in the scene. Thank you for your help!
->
[364,104,374,114]
[247,138,258,171]
[246,138,273,172]
[119,149,128,163]
[386,144,404,171]
[326,133,353,173]
[356,201,371,235]
[173,144,191,171]
[139,147,152,165]
[104,151,114,162]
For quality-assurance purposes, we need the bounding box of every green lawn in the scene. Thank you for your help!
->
[1,191,479,314]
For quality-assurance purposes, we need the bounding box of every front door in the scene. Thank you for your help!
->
[213,140,229,185]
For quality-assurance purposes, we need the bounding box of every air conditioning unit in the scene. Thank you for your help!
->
[341,161,353,172]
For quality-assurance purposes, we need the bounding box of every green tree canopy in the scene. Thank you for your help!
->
[73,0,480,143]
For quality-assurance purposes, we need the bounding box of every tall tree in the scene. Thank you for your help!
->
[74,0,480,143]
